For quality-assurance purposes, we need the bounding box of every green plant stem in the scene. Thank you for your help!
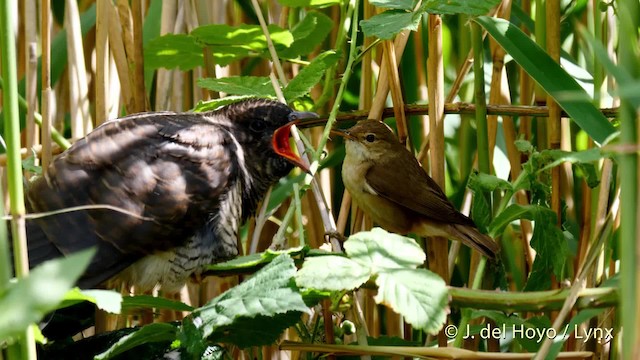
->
[0,77,71,150]
[617,0,640,357]
[453,21,491,349]
[315,0,355,110]
[312,0,359,167]
[293,183,305,247]
[0,1,36,359]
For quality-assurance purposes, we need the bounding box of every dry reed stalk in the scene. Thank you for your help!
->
[25,45,39,170]
[383,40,409,147]
[64,0,93,140]
[107,0,136,113]
[131,0,147,111]
[24,1,39,175]
[155,0,178,110]
[96,0,110,126]
[40,0,53,172]
[427,13,449,348]
[369,31,410,121]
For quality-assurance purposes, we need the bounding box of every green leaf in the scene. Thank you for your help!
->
[491,205,569,290]
[144,34,204,70]
[280,12,334,59]
[197,76,277,97]
[515,139,535,153]
[309,0,342,6]
[538,148,607,172]
[142,0,163,91]
[0,249,95,342]
[180,254,309,354]
[423,0,501,15]
[277,0,342,7]
[360,10,422,40]
[578,26,640,108]
[122,294,194,312]
[489,204,535,238]
[191,24,293,50]
[58,288,122,314]
[468,171,514,193]
[295,256,370,291]
[192,95,258,112]
[474,16,616,144]
[344,228,426,272]
[467,171,513,231]
[284,51,341,100]
[525,210,569,290]
[205,246,308,272]
[370,0,416,10]
[95,323,178,360]
[374,269,448,334]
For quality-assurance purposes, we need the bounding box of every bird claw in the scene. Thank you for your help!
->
[324,230,348,243]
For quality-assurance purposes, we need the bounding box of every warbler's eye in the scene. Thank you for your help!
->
[365,134,376,143]
[250,119,267,132]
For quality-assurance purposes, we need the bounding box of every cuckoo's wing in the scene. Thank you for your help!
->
[24,112,240,287]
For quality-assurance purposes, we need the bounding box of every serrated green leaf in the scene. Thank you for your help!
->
[344,228,426,272]
[144,34,204,70]
[180,254,309,353]
[191,24,293,50]
[468,171,514,193]
[58,288,122,314]
[515,139,535,153]
[470,191,492,234]
[525,210,569,290]
[474,16,616,144]
[208,311,303,348]
[280,12,334,59]
[370,0,416,10]
[192,95,258,112]
[197,76,277,97]
[0,249,95,341]
[374,269,448,334]
[489,204,535,238]
[122,294,194,312]
[423,0,500,15]
[539,148,607,172]
[284,51,341,100]
[95,323,178,360]
[360,10,422,40]
[575,163,600,188]
[22,155,42,175]
[296,256,370,291]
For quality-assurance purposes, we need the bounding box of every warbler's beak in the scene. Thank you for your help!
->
[329,128,355,141]
[272,111,318,174]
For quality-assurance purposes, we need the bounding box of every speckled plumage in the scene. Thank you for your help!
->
[23,99,301,291]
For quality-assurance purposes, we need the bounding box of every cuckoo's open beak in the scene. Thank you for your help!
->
[272,111,319,174]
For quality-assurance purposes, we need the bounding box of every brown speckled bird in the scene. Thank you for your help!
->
[333,120,499,258]
[21,98,315,291]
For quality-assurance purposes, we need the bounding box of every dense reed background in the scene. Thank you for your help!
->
[0,0,638,359]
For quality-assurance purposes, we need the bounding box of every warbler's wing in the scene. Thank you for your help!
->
[364,151,475,227]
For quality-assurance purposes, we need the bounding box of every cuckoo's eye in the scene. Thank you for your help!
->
[250,119,267,132]
[365,134,376,143]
